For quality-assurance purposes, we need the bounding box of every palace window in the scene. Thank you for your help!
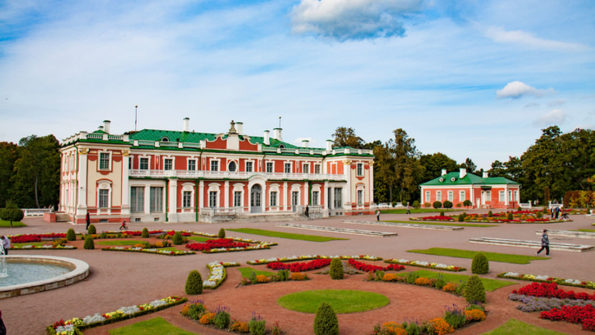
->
[150,187,163,212]
[182,191,192,208]
[302,163,309,174]
[139,157,149,170]
[98,189,109,208]
[228,161,237,172]
[209,191,217,208]
[312,191,319,206]
[99,152,110,170]
[314,164,321,174]
[356,163,363,176]
[131,187,144,212]
[210,160,219,172]
[284,163,291,173]
[357,190,363,206]
[188,159,196,171]
[245,161,253,172]
[266,162,273,173]
[270,191,277,207]
[164,158,173,171]
[233,191,242,207]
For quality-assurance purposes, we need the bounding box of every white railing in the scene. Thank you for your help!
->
[519,202,532,209]
[129,170,345,181]
[23,208,53,216]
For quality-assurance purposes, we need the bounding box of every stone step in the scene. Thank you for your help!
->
[277,223,398,237]
[343,220,463,231]
[536,230,595,239]
[469,237,593,252]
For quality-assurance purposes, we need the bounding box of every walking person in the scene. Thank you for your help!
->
[305,205,309,219]
[537,229,550,256]
[0,310,6,335]
[406,203,411,215]
[119,220,128,231]
[85,212,91,231]
[375,209,380,221]
[555,206,560,219]
[1,236,10,255]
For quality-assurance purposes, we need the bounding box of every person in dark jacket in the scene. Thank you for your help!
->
[86,212,90,231]
[537,229,550,256]
[0,310,6,335]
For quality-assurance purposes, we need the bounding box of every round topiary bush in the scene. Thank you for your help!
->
[172,231,184,245]
[412,200,420,209]
[463,200,472,207]
[329,258,344,280]
[66,228,76,241]
[218,228,226,238]
[457,213,466,222]
[314,302,339,335]
[464,275,486,304]
[141,227,149,238]
[471,253,489,274]
[83,236,95,249]
[443,200,453,208]
[487,211,493,217]
[87,224,96,234]
[433,201,442,209]
[185,270,203,295]
[507,212,514,220]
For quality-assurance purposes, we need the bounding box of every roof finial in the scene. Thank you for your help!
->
[229,120,237,134]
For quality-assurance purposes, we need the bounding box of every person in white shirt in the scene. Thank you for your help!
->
[1,236,10,255]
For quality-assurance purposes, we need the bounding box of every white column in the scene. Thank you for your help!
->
[504,185,509,206]
[77,149,88,213]
[168,179,178,221]
[144,186,151,215]
[369,162,374,205]
[283,181,288,211]
[470,187,475,208]
[121,151,130,215]
[304,181,309,205]
[199,180,204,210]
[344,161,352,210]
[224,181,229,208]
[323,181,329,209]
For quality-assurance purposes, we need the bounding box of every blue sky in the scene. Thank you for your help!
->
[0,0,593,169]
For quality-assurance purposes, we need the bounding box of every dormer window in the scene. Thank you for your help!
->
[279,145,285,149]
[161,137,169,142]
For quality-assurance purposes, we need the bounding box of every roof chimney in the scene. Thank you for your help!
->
[273,127,282,141]
[326,139,333,152]
[263,130,270,145]
[459,168,467,179]
[301,139,309,147]
[483,171,489,178]
[183,117,189,132]
[235,122,243,135]
[441,169,447,176]
[103,120,111,134]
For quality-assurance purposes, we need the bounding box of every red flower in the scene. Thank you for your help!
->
[185,238,249,252]
[347,259,405,272]
[266,259,331,272]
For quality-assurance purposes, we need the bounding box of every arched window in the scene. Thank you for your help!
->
[228,161,237,172]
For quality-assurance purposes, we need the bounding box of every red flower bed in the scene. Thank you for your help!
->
[541,304,595,330]
[10,233,66,243]
[185,238,249,251]
[166,231,191,236]
[419,215,453,221]
[348,259,405,272]
[267,259,331,272]
[513,282,595,300]
[121,230,163,236]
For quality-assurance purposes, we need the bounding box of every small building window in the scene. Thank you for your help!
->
[99,152,110,170]
[303,163,309,174]
[356,163,363,176]
[499,191,505,202]
[425,191,430,202]
[284,163,291,173]
[266,162,273,173]
[183,191,192,208]
[209,191,218,208]
[210,160,219,172]
[245,161,253,172]
[270,191,277,207]
[98,189,109,208]
[164,158,173,171]
[448,191,453,202]
[188,159,196,171]
[459,191,465,202]
[139,157,149,170]
[436,191,442,201]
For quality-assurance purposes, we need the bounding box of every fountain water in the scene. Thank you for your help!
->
[0,244,7,278]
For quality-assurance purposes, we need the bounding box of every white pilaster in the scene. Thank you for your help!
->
[323,181,329,209]
[304,181,309,205]
[121,150,130,215]
[369,162,374,205]
[504,185,509,206]
[168,179,178,221]
[144,186,151,215]
[199,180,204,210]
[76,148,88,214]
[224,181,229,208]
[283,181,288,211]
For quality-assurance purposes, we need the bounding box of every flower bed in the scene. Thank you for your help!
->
[10,233,66,243]
[385,258,466,272]
[102,246,195,256]
[46,296,187,335]
[511,282,595,300]
[246,254,381,265]
[498,272,595,289]
[509,293,594,312]
[11,244,75,250]
[411,210,564,224]
[541,304,595,331]
[186,238,250,251]
[267,258,331,272]
[348,259,405,272]
[203,261,240,289]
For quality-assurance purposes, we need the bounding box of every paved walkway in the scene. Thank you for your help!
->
[1,211,594,334]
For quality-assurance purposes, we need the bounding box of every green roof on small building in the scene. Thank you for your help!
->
[421,172,518,186]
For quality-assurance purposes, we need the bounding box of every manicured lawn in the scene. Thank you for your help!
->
[97,240,146,246]
[228,228,347,242]
[278,289,389,313]
[109,317,197,335]
[380,208,458,214]
[407,248,549,264]
[13,242,51,247]
[398,269,514,291]
[576,229,595,232]
[0,220,26,227]
[238,267,274,278]
[387,220,496,228]
[187,236,213,242]
[481,318,567,335]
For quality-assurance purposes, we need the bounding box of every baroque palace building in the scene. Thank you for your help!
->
[59,119,375,224]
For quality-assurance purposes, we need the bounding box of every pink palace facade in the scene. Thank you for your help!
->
[59,119,375,224]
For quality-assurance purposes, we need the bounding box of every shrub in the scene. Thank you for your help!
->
[141,228,149,238]
[100,232,107,238]
[424,202,431,208]
[427,317,454,335]
[443,201,453,209]
[434,275,447,290]
[457,213,465,222]
[66,228,76,241]
[463,200,472,207]
[439,211,445,216]
[290,272,307,281]
[87,224,96,234]
[507,212,513,220]
[185,270,203,295]
[466,304,485,312]
[517,206,522,211]
[278,269,290,281]
[200,312,215,325]
[402,322,422,335]
[442,283,457,292]
[83,236,94,249]
[314,302,339,335]
[231,320,250,333]
[329,258,344,280]
[406,272,419,284]
[248,271,257,284]
[256,275,270,283]
[0,207,24,226]
[487,211,493,217]
[414,277,432,286]
[455,203,461,208]
[412,200,420,209]
[214,310,231,329]
[375,271,385,281]
[249,317,266,335]
[471,253,489,274]
[443,307,466,329]
[271,322,282,335]
[464,275,486,303]
[536,211,543,218]
[185,303,206,320]
[218,228,226,238]
[433,201,442,209]
[464,309,486,322]
[172,231,184,245]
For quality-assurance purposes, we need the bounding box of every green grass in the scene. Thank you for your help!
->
[481,319,568,335]
[109,317,197,335]
[96,240,146,246]
[576,229,595,232]
[399,269,514,291]
[238,267,275,278]
[13,242,51,247]
[408,248,549,264]
[228,228,347,242]
[387,220,496,228]
[278,289,389,313]
[186,236,213,242]
[380,208,458,214]
[0,220,26,227]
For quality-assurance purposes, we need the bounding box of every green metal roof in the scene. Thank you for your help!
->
[421,172,518,186]
[129,129,217,143]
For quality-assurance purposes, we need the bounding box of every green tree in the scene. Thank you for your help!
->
[332,127,365,148]
[11,135,60,208]
[372,141,396,203]
[459,157,477,174]
[0,142,18,207]
[420,152,458,181]
[392,129,424,203]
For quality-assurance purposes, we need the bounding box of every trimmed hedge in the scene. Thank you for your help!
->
[471,253,489,274]
[314,302,339,335]
[185,270,203,295]
[329,259,344,280]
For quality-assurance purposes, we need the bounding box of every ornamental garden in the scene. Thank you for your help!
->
[1,210,594,335]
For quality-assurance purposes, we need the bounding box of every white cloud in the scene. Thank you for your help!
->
[534,109,566,126]
[291,0,422,41]
[485,27,587,51]
[497,81,553,99]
